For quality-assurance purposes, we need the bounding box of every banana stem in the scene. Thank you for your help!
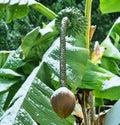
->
[85,0,93,49]
[85,1,95,125]
[60,17,69,87]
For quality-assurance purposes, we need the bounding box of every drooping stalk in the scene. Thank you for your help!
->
[57,8,87,87]
[60,17,69,87]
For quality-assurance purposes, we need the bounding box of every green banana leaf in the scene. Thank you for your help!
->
[0,58,24,93]
[101,17,120,59]
[42,36,89,92]
[81,61,120,100]
[21,20,58,62]
[95,75,120,100]
[0,4,4,20]
[0,93,8,117]
[0,49,26,108]
[36,62,55,89]
[100,17,120,75]
[2,47,25,70]
[109,17,120,37]
[101,37,120,59]
[80,61,111,90]
[0,51,10,68]
[100,0,120,13]
[0,68,24,94]
[0,0,56,23]
[0,78,17,93]
[3,80,23,111]
[100,57,120,75]
[0,63,74,125]
[87,61,120,100]
[109,17,120,50]
[0,69,23,78]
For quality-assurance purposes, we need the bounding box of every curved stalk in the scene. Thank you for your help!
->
[60,17,69,87]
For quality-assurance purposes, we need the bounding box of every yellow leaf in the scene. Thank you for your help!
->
[91,41,106,65]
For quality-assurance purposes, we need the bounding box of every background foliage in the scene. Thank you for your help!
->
[0,0,119,50]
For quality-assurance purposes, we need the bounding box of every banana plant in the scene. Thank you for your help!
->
[0,0,120,125]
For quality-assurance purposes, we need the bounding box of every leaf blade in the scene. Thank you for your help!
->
[100,0,120,13]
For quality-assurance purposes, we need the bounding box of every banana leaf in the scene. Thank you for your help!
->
[76,59,120,100]
[0,78,17,94]
[21,21,58,62]
[101,17,120,59]
[100,0,120,13]
[0,93,8,117]
[2,47,25,70]
[95,75,120,100]
[80,61,111,90]
[0,0,56,23]
[0,4,4,20]
[42,36,89,92]
[100,57,120,75]
[0,61,24,94]
[101,37,120,59]
[0,51,10,68]
[0,68,24,94]
[0,63,74,125]
[109,17,120,37]
[80,61,120,100]
[103,100,120,125]
[0,69,23,78]
[3,81,23,111]
[100,17,120,75]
